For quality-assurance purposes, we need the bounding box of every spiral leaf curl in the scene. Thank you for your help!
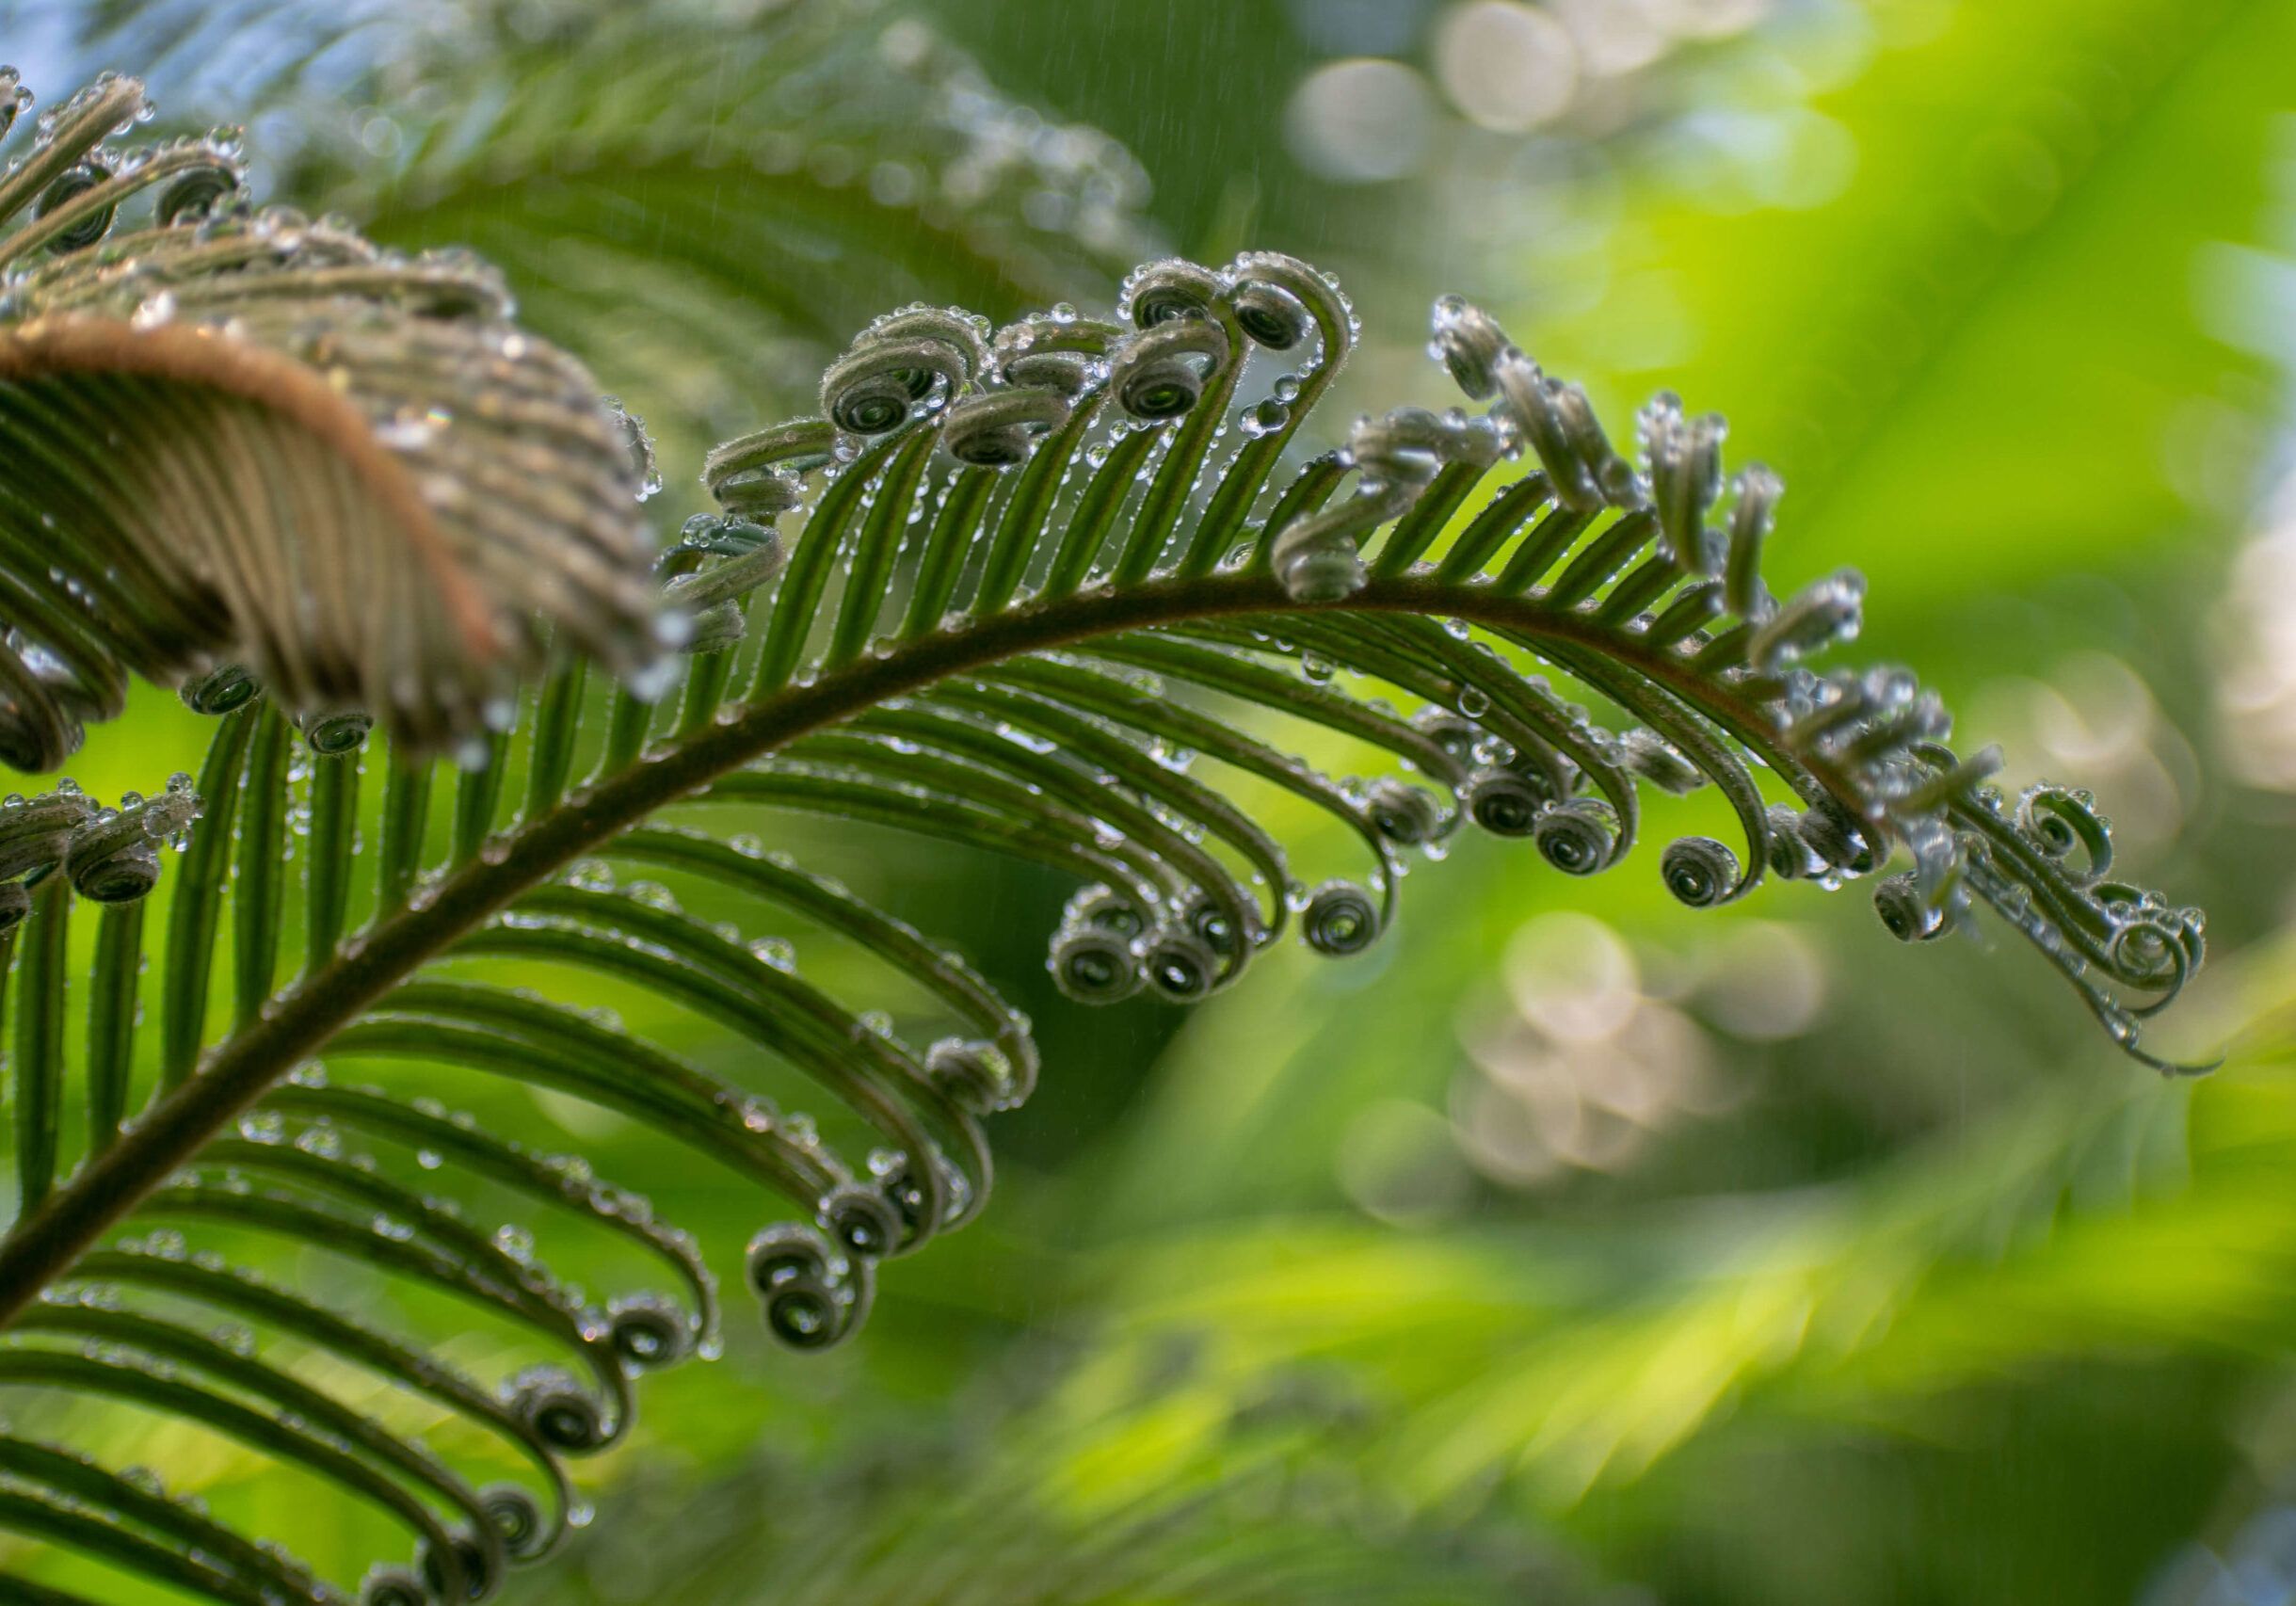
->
[943,388,1072,467]
[993,310,1126,395]
[1051,920,1145,1004]
[747,1222,873,1352]
[819,307,990,436]
[1660,836,1742,910]
[1533,798,1619,877]
[1302,880,1382,956]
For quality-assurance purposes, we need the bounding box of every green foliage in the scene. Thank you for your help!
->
[0,32,2224,1606]
[519,1394,1591,1605]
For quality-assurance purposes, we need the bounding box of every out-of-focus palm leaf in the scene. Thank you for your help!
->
[1533,0,2296,622]
[509,1391,1592,1606]
[1071,1041,2296,1518]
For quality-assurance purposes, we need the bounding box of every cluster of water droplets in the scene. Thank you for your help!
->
[0,770,200,925]
[691,251,1363,650]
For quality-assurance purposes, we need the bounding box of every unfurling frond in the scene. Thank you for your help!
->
[684,250,2203,1065]
[0,84,2208,1606]
[0,70,666,768]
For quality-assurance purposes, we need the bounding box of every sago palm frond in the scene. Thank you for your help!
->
[0,66,2210,1606]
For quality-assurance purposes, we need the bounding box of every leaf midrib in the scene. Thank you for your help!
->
[0,570,1857,1326]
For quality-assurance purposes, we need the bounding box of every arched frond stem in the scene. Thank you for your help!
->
[0,570,1870,1325]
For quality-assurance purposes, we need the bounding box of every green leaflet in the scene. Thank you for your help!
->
[0,78,2211,1606]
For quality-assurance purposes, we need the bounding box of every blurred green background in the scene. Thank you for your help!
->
[20,0,2296,1599]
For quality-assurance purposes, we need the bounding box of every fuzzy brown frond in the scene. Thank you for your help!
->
[0,70,665,767]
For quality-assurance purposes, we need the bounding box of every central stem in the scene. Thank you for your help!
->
[0,573,1854,1326]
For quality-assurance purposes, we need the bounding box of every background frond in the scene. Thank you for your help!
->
[513,1369,1600,1606]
